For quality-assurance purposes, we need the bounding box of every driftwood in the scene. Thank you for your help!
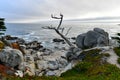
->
[43,14,74,47]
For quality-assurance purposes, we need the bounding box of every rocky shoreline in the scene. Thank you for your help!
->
[0,35,71,77]
[0,28,118,78]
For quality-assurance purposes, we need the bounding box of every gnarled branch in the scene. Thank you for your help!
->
[43,13,74,47]
[51,13,63,30]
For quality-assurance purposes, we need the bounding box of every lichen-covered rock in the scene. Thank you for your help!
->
[0,47,23,68]
[76,28,109,49]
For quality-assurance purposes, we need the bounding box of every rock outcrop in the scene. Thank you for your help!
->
[0,47,23,69]
[76,28,109,49]
[0,27,110,77]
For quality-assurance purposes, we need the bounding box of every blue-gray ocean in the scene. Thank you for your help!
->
[5,21,120,42]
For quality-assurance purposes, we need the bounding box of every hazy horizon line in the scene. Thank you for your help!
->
[5,16,120,23]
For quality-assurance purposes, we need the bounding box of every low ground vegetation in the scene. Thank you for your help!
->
[5,49,120,80]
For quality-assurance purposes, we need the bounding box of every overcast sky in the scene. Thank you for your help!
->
[0,0,120,23]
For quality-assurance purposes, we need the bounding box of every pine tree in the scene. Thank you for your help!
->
[0,18,6,35]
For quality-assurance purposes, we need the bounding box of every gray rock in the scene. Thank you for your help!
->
[57,58,68,68]
[76,28,109,49]
[94,28,105,35]
[38,71,44,76]
[18,62,26,71]
[76,33,86,48]
[47,61,58,70]
[45,71,56,76]
[66,47,81,61]
[84,31,100,48]
[17,38,25,44]
[33,52,43,61]
[94,28,109,37]
[53,38,64,43]
[24,55,34,62]
[20,61,35,76]
[0,48,23,68]
[25,41,43,50]
[37,61,48,71]
[24,66,35,76]
[97,35,109,46]
[61,63,72,74]
[15,70,23,77]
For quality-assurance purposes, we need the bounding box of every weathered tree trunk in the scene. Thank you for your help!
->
[44,13,74,47]
[54,28,73,46]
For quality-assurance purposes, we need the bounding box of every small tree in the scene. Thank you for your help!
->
[0,18,6,35]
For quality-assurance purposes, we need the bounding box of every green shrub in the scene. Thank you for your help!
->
[117,58,120,64]
[102,53,110,57]
[114,47,120,57]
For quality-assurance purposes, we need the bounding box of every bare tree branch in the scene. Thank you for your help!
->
[54,28,73,46]
[42,26,55,29]
[65,27,72,36]
[61,27,65,34]
[51,14,61,19]
[57,13,63,30]
[43,13,74,47]
[51,14,63,30]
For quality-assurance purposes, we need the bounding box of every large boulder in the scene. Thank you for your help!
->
[76,33,86,49]
[76,28,109,49]
[84,31,101,48]
[94,28,108,36]
[0,47,24,69]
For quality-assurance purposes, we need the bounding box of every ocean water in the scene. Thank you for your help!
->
[5,21,120,42]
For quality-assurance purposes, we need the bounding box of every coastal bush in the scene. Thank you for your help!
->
[60,49,120,80]
[117,58,120,64]
[102,53,110,57]
[80,49,102,62]
[114,47,120,57]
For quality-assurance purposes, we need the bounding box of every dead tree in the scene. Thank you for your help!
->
[43,14,74,47]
